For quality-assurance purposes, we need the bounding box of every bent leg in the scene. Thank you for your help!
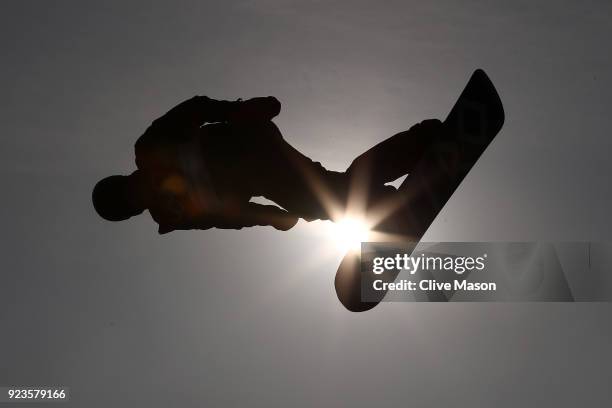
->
[244,121,351,221]
[241,120,445,222]
[345,119,443,187]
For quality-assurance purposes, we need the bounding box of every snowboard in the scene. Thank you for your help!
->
[334,69,505,312]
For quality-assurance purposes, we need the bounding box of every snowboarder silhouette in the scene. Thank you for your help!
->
[92,69,504,312]
[93,95,445,234]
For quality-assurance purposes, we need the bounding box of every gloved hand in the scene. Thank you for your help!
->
[227,96,281,123]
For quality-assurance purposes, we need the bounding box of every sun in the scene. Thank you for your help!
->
[328,216,372,252]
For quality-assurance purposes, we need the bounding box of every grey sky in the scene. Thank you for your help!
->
[1,1,612,406]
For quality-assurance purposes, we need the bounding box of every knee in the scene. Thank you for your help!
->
[346,154,371,179]
[258,120,282,138]
[250,121,285,147]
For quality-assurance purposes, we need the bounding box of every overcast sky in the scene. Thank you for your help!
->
[1,1,612,406]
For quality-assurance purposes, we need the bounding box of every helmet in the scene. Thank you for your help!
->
[92,175,144,221]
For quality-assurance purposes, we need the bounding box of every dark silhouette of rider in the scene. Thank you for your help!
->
[92,96,443,234]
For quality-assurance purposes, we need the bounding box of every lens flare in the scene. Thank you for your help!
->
[328,216,371,252]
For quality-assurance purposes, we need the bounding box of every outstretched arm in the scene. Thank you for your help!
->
[144,95,281,135]
[135,95,282,170]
